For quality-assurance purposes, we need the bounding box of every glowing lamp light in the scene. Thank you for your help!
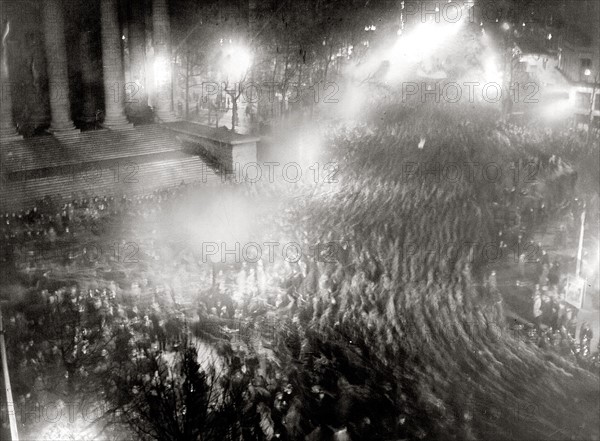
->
[547,33,552,40]
[153,56,170,85]
[484,56,503,83]
[387,19,462,67]
[584,69,591,76]
[340,83,367,119]
[222,45,252,80]
[353,2,469,84]
[38,420,99,440]
[502,22,510,31]
[542,92,574,119]
[297,130,322,166]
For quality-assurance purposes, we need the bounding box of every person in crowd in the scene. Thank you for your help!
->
[565,309,578,340]
[580,322,593,357]
[548,261,561,287]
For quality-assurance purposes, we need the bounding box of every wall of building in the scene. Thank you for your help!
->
[555,0,599,126]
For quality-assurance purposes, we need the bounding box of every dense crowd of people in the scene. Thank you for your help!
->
[1,98,599,440]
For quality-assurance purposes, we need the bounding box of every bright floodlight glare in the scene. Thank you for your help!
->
[39,420,98,441]
[223,44,252,80]
[339,81,366,119]
[484,55,503,83]
[153,55,170,84]
[542,93,574,119]
[384,18,463,81]
[179,189,256,266]
[297,129,322,166]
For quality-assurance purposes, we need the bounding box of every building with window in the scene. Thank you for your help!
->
[556,0,600,127]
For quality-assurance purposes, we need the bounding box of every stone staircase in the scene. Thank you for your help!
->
[0,124,221,210]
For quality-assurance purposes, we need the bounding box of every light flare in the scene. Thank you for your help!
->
[484,55,503,84]
[222,44,252,81]
[153,55,170,85]
[384,15,465,81]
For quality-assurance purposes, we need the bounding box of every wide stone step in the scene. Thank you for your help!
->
[0,156,220,210]
[1,125,183,173]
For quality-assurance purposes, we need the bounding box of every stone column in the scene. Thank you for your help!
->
[42,0,79,135]
[152,0,176,121]
[29,38,49,129]
[100,0,132,129]
[128,0,148,116]
[80,30,97,124]
[0,21,22,141]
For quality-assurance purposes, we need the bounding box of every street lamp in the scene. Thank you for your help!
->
[221,43,253,132]
[222,44,252,83]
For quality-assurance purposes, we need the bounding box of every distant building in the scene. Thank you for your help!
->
[556,0,600,127]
